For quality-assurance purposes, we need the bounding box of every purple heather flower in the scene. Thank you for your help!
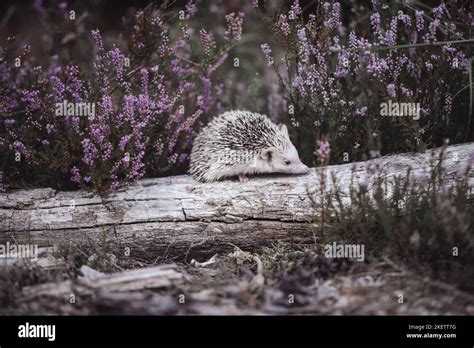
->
[349,31,357,48]
[70,166,81,183]
[101,143,113,162]
[21,90,41,110]
[327,2,342,28]
[224,12,244,42]
[297,28,310,64]
[426,19,440,42]
[185,0,197,18]
[367,55,389,76]
[383,29,396,46]
[355,107,368,116]
[81,138,98,166]
[154,141,164,156]
[400,85,413,98]
[209,52,228,74]
[91,29,103,50]
[50,76,65,100]
[314,139,331,160]
[46,124,55,134]
[12,140,26,152]
[200,29,215,56]
[432,3,446,19]
[399,12,411,27]
[277,15,290,36]
[387,84,396,98]
[198,74,212,111]
[291,0,302,15]
[4,119,15,127]
[23,44,31,55]
[168,153,178,164]
[415,11,424,31]
[261,43,274,67]
[121,153,130,165]
[370,12,381,33]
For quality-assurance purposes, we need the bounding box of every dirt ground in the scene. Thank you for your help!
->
[1,242,473,315]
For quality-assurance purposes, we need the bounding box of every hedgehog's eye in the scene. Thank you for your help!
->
[285,160,291,165]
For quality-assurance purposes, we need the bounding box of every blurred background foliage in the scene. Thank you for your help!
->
[0,0,472,193]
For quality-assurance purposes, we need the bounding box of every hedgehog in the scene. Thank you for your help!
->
[189,110,310,182]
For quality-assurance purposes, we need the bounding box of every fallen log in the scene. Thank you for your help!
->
[0,143,472,259]
[21,264,186,301]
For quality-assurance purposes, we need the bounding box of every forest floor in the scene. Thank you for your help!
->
[1,242,473,315]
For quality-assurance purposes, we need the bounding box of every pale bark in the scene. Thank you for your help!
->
[21,264,185,300]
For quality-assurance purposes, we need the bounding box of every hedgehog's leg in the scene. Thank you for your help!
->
[239,174,249,183]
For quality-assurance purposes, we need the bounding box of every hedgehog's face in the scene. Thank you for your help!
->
[260,144,310,175]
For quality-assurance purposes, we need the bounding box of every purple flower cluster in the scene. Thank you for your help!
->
[260,43,274,67]
[224,12,245,43]
[200,29,216,57]
[257,0,471,164]
[0,4,243,193]
[314,139,331,166]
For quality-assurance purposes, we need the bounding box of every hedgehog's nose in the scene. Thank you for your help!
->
[302,164,310,173]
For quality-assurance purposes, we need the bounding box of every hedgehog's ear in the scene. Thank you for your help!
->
[278,123,289,137]
[261,147,276,161]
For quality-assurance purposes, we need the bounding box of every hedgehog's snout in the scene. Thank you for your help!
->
[295,163,310,174]
[284,157,310,174]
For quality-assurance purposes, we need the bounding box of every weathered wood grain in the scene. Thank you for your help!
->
[21,264,186,300]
